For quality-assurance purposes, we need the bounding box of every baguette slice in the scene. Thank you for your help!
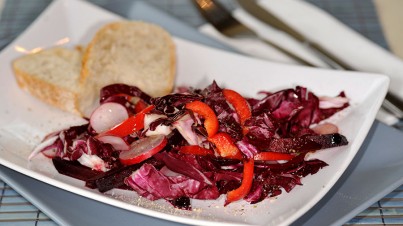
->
[78,21,176,117]
[12,47,83,115]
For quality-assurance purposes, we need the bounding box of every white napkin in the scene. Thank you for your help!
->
[198,0,402,125]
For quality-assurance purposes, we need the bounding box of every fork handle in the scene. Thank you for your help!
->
[307,41,354,70]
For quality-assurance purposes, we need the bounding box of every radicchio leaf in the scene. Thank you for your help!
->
[100,83,152,104]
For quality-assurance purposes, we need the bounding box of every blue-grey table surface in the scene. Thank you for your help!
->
[0,0,402,226]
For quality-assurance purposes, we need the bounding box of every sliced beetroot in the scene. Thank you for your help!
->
[87,163,142,192]
[254,133,348,153]
[52,158,102,182]
[85,158,164,191]
[305,133,348,148]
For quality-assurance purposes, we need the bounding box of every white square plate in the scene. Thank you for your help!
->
[0,0,389,225]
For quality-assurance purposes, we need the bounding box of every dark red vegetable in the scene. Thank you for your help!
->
[179,145,214,156]
[35,81,349,210]
[208,132,243,159]
[99,105,154,137]
[222,89,252,125]
[225,158,254,206]
[185,100,219,137]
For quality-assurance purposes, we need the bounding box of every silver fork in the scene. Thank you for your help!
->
[193,0,403,120]
[193,0,316,67]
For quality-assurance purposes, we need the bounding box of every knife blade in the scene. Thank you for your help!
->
[236,0,354,70]
[237,0,403,119]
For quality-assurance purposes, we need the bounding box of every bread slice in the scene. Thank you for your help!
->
[12,46,83,115]
[78,20,176,117]
[12,21,176,117]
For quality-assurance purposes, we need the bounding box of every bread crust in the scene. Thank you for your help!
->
[12,20,176,117]
[13,63,80,115]
[78,20,176,116]
[80,21,176,94]
[12,47,83,115]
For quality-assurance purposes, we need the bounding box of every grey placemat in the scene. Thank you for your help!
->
[0,1,400,225]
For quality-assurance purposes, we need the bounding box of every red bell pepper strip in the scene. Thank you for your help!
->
[208,132,243,159]
[112,93,134,101]
[100,105,154,137]
[185,100,219,137]
[222,89,252,125]
[253,152,294,161]
[225,158,254,206]
[179,145,214,156]
[134,99,149,113]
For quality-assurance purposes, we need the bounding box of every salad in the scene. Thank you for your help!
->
[30,81,349,209]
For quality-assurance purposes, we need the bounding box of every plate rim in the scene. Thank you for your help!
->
[0,0,389,225]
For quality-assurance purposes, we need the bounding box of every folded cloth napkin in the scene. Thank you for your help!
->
[198,0,402,125]
[0,0,4,17]
[374,0,403,61]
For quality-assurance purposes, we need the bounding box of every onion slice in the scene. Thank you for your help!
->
[29,135,59,160]
[90,102,129,134]
[97,135,130,151]
[119,135,167,165]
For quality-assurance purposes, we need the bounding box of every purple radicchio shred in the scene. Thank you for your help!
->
[100,83,152,104]
[165,129,188,150]
[154,152,213,186]
[254,153,327,173]
[200,81,244,141]
[52,124,89,160]
[217,180,241,195]
[321,91,349,118]
[125,163,182,201]
[150,93,203,116]
[248,86,349,137]
[89,158,163,192]
[236,138,259,158]
[242,113,278,151]
[148,109,188,133]
[219,114,243,141]
[57,126,119,167]
[124,163,220,205]
[214,170,243,194]
[43,123,121,167]
[244,181,264,203]
[245,154,328,204]
[36,81,350,209]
